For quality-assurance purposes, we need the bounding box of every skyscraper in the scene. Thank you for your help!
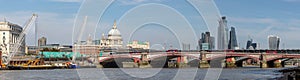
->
[268,35,280,50]
[217,16,229,50]
[246,39,253,49]
[198,32,215,50]
[228,27,238,49]
[209,37,215,50]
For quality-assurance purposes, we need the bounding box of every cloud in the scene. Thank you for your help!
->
[228,16,300,49]
[0,11,75,45]
[49,0,82,3]
[117,0,163,5]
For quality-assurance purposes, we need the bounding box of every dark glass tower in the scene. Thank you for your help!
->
[246,39,252,49]
[228,27,238,49]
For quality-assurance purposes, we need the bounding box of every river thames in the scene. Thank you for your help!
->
[0,67,289,80]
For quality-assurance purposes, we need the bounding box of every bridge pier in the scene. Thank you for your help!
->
[225,57,236,68]
[138,53,151,68]
[260,61,268,68]
[199,60,210,68]
[199,52,210,68]
[175,56,189,68]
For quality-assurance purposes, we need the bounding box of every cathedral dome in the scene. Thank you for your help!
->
[100,20,123,48]
[108,28,121,36]
[108,21,122,40]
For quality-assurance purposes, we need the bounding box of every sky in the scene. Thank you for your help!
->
[0,0,299,49]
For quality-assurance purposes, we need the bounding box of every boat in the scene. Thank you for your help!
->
[7,58,70,70]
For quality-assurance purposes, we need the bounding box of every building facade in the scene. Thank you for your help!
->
[100,20,123,49]
[268,35,280,50]
[73,35,100,55]
[246,39,253,49]
[228,27,238,49]
[0,21,25,55]
[127,40,150,49]
[217,16,229,50]
[198,32,215,50]
[245,38,259,50]
[38,37,47,46]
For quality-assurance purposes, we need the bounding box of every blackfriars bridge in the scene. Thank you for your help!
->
[96,50,300,68]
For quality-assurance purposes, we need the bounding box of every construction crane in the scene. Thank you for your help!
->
[72,16,88,63]
[1,14,38,66]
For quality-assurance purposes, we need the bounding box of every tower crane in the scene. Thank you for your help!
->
[1,14,37,67]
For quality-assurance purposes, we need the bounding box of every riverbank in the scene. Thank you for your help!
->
[277,67,300,80]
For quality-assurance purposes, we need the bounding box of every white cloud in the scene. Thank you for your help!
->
[229,16,300,49]
[0,11,75,45]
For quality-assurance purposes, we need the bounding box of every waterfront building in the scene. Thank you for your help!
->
[0,21,25,55]
[268,35,280,50]
[100,20,123,49]
[38,37,47,46]
[127,40,150,49]
[217,16,229,50]
[26,44,73,55]
[73,35,100,55]
[198,32,215,50]
[228,27,238,49]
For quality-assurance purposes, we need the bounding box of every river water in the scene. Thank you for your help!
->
[0,67,287,80]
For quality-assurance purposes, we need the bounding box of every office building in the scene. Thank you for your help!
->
[268,35,280,50]
[217,16,229,50]
[198,32,215,50]
[228,27,238,49]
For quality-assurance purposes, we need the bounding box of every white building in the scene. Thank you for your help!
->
[100,20,123,49]
[217,16,229,50]
[0,21,25,55]
[127,40,150,49]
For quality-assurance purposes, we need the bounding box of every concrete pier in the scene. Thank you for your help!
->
[122,62,138,68]
[138,61,151,68]
[199,60,210,68]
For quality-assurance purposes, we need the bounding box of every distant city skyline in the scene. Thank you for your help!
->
[0,0,300,49]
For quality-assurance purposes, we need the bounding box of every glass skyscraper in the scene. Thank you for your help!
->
[228,27,238,49]
[268,35,280,50]
[217,16,229,50]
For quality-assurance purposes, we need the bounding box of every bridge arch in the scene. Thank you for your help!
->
[207,55,260,61]
[148,53,200,68]
[99,56,140,68]
[149,53,200,61]
[99,56,140,62]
